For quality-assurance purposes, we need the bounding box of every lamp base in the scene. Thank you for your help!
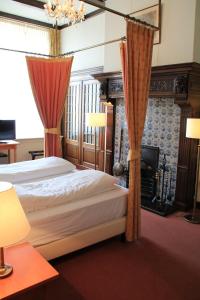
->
[0,264,13,279]
[184,214,200,224]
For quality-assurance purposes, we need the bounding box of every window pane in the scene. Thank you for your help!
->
[0,19,50,139]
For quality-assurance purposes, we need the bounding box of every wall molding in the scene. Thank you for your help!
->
[71,66,104,81]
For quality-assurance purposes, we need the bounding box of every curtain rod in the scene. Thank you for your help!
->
[0,47,54,57]
[61,36,126,56]
[80,0,159,31]
[0,36,126,57]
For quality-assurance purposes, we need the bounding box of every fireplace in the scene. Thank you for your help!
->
[113,97,181,204]
[141,145,159,201]
[141,145,175,216]
[94,62,200,211]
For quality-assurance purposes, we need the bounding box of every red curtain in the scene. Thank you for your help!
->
[120,21,154,241]
[26,56,73,157]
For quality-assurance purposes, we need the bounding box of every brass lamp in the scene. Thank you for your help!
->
[86,113,106,170]
[0,182,30,278]
[185,118,200,223]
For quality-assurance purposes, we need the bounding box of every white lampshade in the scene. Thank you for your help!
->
[0,182,30,247]
[86,113,106,127]
[186,118,200,139]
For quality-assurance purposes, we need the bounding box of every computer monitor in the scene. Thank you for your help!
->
[0,120,16,140]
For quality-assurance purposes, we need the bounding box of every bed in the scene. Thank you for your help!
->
[0,157,128,260]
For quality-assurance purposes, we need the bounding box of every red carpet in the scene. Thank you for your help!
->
[49,210,200,300]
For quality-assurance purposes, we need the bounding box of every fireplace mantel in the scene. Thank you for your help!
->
[93,62,200,210]
[94,63,200,104]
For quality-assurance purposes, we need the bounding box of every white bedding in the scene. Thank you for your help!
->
[0,156,75,184]
[0,157,128,256]
[15,169,118,213]
[26,186,128,247]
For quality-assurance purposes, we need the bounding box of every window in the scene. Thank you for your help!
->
[0,19,50,139]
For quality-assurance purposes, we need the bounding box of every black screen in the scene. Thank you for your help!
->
[141,145,159,170]
[0,120,16,140]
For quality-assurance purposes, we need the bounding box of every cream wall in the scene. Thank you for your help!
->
[194,0,200,63]
[1,139,44,163]
[61,0,198,72]
[103,0,132,73]
[16,138,44,162]
[104,0,197,72]
[152,0,196,67]
[61,14,105,71]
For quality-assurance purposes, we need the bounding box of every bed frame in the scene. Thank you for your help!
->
[35,217,126,260]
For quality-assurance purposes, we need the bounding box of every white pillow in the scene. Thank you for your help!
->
[0,156,76,184]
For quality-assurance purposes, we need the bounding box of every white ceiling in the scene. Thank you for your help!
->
[0,0,98,25]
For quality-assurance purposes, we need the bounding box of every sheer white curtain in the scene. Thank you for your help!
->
[0,19,50,139]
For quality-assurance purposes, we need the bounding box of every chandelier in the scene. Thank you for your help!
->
[44,0,86,25]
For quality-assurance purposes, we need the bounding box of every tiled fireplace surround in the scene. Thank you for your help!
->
[114,97,181,202]
[94,63,200,211]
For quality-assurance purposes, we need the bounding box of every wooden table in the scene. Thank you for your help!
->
[0,243,59,300]
[0,140,19,163]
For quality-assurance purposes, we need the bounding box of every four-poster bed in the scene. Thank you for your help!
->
[0,156,128,260]
[0,0,155,257]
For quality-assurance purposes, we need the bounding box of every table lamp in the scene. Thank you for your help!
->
[86,113,106,170]
[185,118,200,223]
[0,182,30,278]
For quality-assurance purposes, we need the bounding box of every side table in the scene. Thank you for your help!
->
[0,242,59,300]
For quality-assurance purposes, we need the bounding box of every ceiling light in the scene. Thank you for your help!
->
[44,0,86,25]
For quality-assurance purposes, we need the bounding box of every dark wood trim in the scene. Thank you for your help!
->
[13,0,105,9]
[0,11,53,28]
[82,0,105,7]
[93,63,200,101]
[12,0,44,9]
[0,7,104,30]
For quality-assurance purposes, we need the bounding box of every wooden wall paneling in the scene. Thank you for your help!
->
[63,66,112,171]
[93,63,200,210]
[175,107,196,209]
[174,64,200,210]
[98,101,105,171]
[82,80,94,167]
[105,104,114,174]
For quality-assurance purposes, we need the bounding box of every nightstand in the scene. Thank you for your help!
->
[0,242,59,300]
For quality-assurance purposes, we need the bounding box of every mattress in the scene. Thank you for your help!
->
[26,185,128,247]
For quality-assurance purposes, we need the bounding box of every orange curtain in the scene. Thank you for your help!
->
[120,21,154,241]
[26,56,73,157]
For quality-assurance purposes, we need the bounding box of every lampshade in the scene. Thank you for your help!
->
[186,118,200,139]
[86,113,106,127]
[0,182,30,247]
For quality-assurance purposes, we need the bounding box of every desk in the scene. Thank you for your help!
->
[0,140,19,163]
[0,243,59,300]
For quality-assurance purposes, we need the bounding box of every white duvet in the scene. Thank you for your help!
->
[15,169,118,214]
